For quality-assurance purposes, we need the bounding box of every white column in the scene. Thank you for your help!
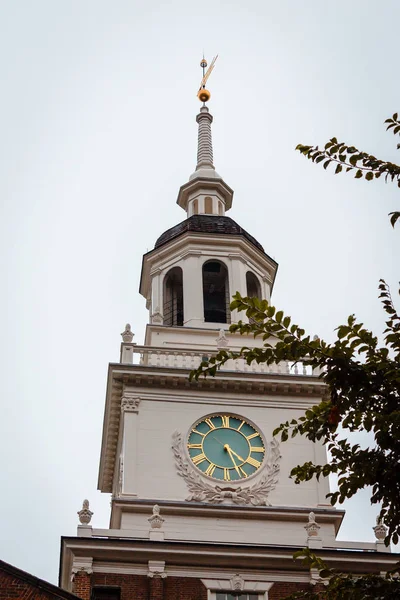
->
[262,275,271,302]
[121,391,141,496]
[151,269,163,324]
[229,256,248,323]
[182,253,204,327]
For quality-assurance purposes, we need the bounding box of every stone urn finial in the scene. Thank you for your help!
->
[216,328,228,348]
[121,323,134,343]
[373,516,388,541]
[305,511,320,538]
[148,504,165,529]
[78,499,93,525]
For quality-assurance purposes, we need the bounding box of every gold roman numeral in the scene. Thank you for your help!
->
[192,428,206,437]
[188,443,203,449]
[237,420,245,431]
[246,456,261,468]
[205,463,216,477]
[223,468,231,481]
[246,432,259,440]
[250,446,265,453]
[205,418,216,430]
[192,453,207,465]
[222,415,230,428]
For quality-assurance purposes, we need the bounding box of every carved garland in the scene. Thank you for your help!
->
[172,431,281,505]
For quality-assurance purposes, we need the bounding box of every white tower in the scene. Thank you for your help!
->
[100,79,335,548]
[60,61,394,600]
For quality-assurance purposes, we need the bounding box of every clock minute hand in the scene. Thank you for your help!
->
[224,444,241,476]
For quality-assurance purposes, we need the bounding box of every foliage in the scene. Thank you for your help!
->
[191,281,400,546]
[191,111,400,597]
[296,112,400,227]
[283,548,400,599]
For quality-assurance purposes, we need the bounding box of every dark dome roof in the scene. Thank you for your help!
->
[155,215,264,253]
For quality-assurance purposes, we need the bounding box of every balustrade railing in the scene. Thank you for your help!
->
[120,344,319,377]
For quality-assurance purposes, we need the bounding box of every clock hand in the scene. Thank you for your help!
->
[228,447,246,463]
[224,444,241,476]
[212,435,226,447]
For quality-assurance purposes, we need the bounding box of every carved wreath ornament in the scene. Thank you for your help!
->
[172,431,281,505]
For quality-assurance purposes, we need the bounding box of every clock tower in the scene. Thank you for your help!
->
[59,61,395,600]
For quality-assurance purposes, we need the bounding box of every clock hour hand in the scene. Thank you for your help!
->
[228,447,246,463]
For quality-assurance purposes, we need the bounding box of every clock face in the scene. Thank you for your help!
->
[187,414,265,481]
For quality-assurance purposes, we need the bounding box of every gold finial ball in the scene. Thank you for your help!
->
[200,59,207,68]
[197,88,211,102]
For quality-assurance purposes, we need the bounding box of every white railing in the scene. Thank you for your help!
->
[120,344,320,377]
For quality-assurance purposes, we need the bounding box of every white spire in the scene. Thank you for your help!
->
[189,106,220,181]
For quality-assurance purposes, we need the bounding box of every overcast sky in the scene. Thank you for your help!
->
[0,0,399,585]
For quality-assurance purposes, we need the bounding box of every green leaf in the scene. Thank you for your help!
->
[355,169,363,178]
[283,316,291,328]
[337,326,351,339]
[365,171,374,181]
[335,164,342,174]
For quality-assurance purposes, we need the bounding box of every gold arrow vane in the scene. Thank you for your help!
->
[197,54,218,103]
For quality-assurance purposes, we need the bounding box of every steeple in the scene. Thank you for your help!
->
[189,106,220,180]
[177,56,233,216]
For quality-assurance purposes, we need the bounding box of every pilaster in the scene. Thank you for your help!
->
[148,561,166,600]
[182,252,203,327]
[121,390,141,495]
[72,558,93,600]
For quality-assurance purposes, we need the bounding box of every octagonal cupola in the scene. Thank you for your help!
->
[140,74,278,340]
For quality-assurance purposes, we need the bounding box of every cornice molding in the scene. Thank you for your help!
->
[92,561,309,582]
[140,233,277,298]
[60,537,400,590]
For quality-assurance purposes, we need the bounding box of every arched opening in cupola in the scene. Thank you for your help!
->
[204,196,213,214]
[246,271,262,300]
[163,267,184,326]
[203,261,231,324]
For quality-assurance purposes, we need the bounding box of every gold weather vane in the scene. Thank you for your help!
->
[197,54,218,103]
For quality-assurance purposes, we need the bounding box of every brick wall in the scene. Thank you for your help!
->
[91,573,149,600]
[73,572,92,600]
[0,562,78,600]
[163,576,208,600]
[90,573,208,600]
[86,572,318,600]
[269,581,313,599]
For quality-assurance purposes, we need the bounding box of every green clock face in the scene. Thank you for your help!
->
[187,414,265,481]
